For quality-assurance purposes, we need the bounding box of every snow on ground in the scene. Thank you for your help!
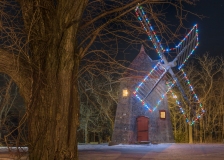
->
[78,143,173,150]
[0,147,28,160]
[79,143,224,160]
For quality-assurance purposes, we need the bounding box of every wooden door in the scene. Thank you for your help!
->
[137,116,149,142]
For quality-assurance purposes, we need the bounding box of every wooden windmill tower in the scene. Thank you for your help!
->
[111,45,174,144]
[111,4,205,144]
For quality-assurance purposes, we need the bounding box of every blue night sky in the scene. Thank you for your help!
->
[188,0,224,57]
[120,0,224,63]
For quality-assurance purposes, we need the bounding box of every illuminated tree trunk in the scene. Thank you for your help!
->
[28,64,80,159]
[200,119,203,143]
[84,121,88,143]
[223,115,224,142]
[185,122,188,142]
[18,0,87,159]
[189,125,193,143]
[221,86,224,142]
[26,25,83,160]
[173,114,177,140]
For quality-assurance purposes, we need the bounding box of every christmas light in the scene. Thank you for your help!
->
[133,63,161,95]
[168,88,190,123]
[133,62,167,112]
[135,5,199,68]
[134,5,204,125]
[167,69,205,125]
[164,24,198,52]
[135,6,164,59]
[152,80,176,112]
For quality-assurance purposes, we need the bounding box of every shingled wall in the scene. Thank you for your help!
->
[111,45,174,144]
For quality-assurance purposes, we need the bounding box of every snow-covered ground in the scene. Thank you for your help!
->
[78,143,224,160]
[78,143,166,149]
[0,147,28,160]
[1,144,224,159]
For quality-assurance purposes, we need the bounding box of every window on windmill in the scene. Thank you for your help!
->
[160,110,166,119]
[123,89,128,97]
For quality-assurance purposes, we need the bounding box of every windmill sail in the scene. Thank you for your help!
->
[133,62,176,112]
[135,5,164,59]
[135,5,189,103]
[168,69,205,125]
[134,4,205,124]
[172,25,199,70]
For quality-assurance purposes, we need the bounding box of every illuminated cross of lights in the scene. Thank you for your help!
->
[133,4,205,125]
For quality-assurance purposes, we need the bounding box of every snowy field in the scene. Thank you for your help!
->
[79,143,224,160]
[1,144,224,159]
[0,147,28,160]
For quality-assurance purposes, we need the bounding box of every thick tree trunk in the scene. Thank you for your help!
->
[222,115,224,142]
[26,21,81,158]
[28,56,80,159]
[25,6,83,159]
[15,1,88,159]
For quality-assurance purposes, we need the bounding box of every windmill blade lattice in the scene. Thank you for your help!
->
[134,4,204,124]
[135,5,199,67]
[135,5,164,59]
[135,5,190,103]
[172,25,199,70]
[167,69,205,125]
[133,62,176,112]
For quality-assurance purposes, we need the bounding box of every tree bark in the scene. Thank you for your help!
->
[26,19,83,160]
[28,61,80,159]
[7,0,88,159]
[0,50,31,102]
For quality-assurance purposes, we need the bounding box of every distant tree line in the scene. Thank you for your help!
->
[77,54,224,144]
[169,54,224,143]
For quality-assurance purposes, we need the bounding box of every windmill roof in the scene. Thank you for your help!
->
[124,45,159,77]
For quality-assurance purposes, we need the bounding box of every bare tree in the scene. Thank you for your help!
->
[0,0,199,159]
[0,77,15,143]
[78,72,119,143]
[195,54,224,143]
[0,75,25,146]
[169,54,224,143]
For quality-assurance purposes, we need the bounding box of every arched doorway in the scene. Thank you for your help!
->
[137,116,149,142]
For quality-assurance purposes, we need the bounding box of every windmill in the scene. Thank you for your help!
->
[133,5,205,125]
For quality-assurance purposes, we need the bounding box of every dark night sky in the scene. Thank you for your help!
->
[190,0,224,57]
[120,0,224,63]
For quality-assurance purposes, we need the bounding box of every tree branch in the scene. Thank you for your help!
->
[0,49,31,103]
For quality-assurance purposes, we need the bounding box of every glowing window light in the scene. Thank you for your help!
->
[160,110,166,119]
[123,89,128,97]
